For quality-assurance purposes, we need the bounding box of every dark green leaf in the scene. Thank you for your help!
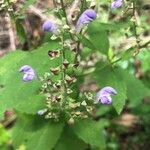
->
[78,34,96,50]
[94,65,127,114]
[0,42,61,118]
[121,69,150,107]
[73,119,109,149]
[55,126,87,150]
[12,113,64,150]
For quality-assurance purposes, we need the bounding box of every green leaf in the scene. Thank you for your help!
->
[121,69,150,107]
[0,42,61,118]
[78,34,96,50]
[94,64,150,112]
[12,113,64,150]
[121,47,134,60]
[87,21,109,55]
[96,105,110,117]
[0,124,10,146]
[73,119,109,149]
[94,65,127,114]
[94,22,131,31]
[55,126,87,150]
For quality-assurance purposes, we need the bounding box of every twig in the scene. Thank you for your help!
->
[132,1,141,57]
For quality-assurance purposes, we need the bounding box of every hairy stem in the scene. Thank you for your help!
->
[60,36,67,107]
[60,0,69,25]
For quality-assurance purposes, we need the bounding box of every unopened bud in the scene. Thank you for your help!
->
[81,101,87,106]
[55,96,61,101]
[69,102,80,109]
[67,88,73,94]
[75,111,82,116]
[67,118,75,125]
[73,61,79,68]
[65,75,76,84]
[50,67,60,75]
[50,34,58,40]
[48,50,60,59]
[53,82,61,89]
[63,59,69,68]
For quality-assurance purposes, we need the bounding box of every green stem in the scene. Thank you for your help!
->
[60,36,67,106]
[59,0,81,66]
[60,0,68,25]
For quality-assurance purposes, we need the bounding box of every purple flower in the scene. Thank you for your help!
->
[42,20,57,33]
[76,9,97,32]
[96,86,117,104]
[111,0,123,9]
[19,65,36,81]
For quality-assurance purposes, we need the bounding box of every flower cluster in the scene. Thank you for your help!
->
[19,6,118,122]
[38,72,95,122]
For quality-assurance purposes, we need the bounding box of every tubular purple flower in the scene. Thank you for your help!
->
[19,65,36,81]
[99,86,117,95]
[42,20,57,33]
[76,9,97,32]
[111,0,123,9]
[96,86,117,105]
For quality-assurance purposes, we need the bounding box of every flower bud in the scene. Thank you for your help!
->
[50,67,60,75]
[42,20,57,33]
[111,0,123,9]
[67,118,75,125]
[76,9,97,32]
[48,50,60,59]
[63,59,69,68]
[65,75,77,84]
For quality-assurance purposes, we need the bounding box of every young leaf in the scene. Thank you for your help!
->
[87,21,109,55]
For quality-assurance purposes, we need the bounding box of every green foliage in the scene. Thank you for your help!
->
[94,65,127,114]
[122,69,150,107]
[12,113,64,150]
[0,124,10,146]
[55,126,87,150]
[73,119,109,149]
[0,42,61,118]
[87,21,110,55]
[1,0,150,149]
[94,64,150,114]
